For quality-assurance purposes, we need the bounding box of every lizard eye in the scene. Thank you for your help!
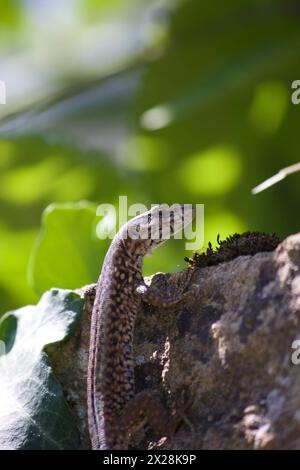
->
[147,213,152,224]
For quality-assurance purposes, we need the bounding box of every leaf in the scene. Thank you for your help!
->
[28,201,107,295]
[0,69,143,156]
[141,34,300,130]
[0,288,83,450]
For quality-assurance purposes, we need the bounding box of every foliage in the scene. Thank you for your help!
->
[0,0,299,449]
[29,201,105,295]
[0,289,83,449]
[0,1,299,312]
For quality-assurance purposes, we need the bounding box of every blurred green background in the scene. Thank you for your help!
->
[0,0,299,315]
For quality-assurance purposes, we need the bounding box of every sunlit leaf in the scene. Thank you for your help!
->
[249,81,288,136]
[29,201,106,295]
[0,289,83,449]
[176,146,241,196]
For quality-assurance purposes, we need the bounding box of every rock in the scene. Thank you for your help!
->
[49,233,300,449]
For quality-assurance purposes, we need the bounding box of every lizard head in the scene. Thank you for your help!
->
[122,204,196,256]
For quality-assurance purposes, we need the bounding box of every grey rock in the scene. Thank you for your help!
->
[49,233,300,449]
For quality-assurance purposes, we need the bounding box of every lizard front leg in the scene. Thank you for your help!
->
[135,271,197,308]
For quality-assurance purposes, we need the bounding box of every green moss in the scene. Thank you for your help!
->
[185,232,280,268]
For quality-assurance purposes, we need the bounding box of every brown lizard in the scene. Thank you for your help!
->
[87,204,196,449]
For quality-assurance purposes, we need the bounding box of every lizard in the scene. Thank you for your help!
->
[86,204,196,450]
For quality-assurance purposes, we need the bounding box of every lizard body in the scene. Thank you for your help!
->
[87,204,195,449]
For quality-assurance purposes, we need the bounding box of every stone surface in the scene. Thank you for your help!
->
[49,233,300,450]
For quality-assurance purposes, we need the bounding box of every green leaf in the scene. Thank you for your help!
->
[29,201,106,295]
[141,34,300,130]
[0,288,83,450]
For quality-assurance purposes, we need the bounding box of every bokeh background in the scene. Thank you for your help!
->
[0,0,300,315]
